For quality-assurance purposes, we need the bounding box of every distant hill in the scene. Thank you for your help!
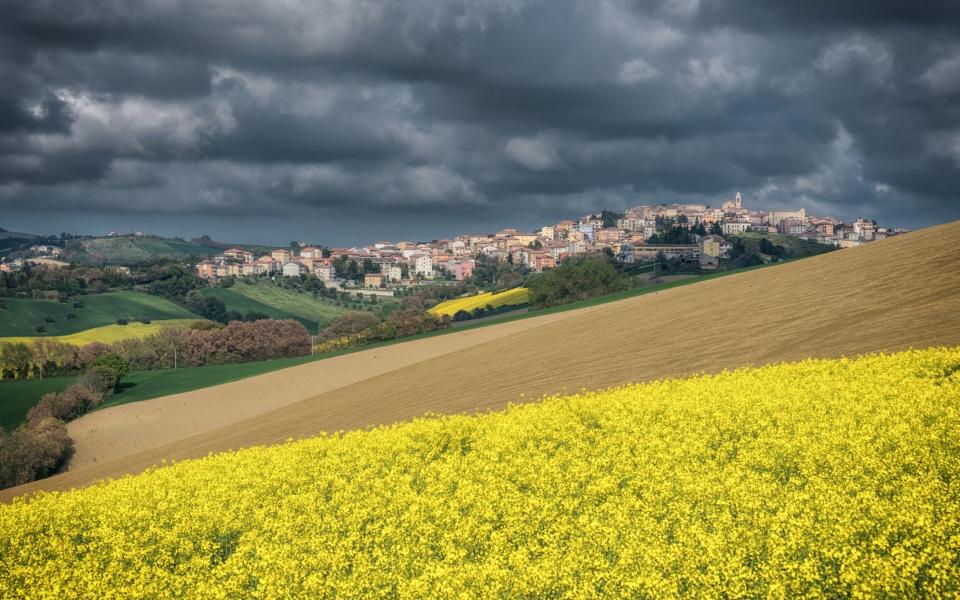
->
[64,236,221,265]
[0,228,39,254]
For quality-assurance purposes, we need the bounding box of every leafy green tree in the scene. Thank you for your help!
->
[526,255,632,309]
[318,311,381,341]
[600,209,625,228]
[90,353,130,382]
[185,291,229,323]
[361,259,380,274]
[346,260,361,282]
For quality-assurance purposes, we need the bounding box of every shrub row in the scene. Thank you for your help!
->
[0,355,130,490]
[314,308,449,353]
[0,418,73,489]
[0,319,312,380]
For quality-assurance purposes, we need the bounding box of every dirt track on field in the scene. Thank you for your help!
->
[4,221,960,502]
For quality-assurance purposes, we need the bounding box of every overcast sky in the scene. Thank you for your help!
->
[1,0,959,245]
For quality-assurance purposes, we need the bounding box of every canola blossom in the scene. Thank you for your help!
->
[2,348,959,598]
[428,287,529,317]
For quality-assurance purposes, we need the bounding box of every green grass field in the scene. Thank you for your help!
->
[0,230,38,254]
[200,281,347,334]
[0,376,75,431]
[67,237,218,266]
[0,292,198,337]
[0,358,322,430]
[1,320,199,346]
[0,262,783,430]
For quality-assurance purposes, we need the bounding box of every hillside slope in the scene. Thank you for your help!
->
[65,236,218,265]
[5,221,960,500]
[200,281,346,334]
[0,292,197,337]
[0,229,39,253]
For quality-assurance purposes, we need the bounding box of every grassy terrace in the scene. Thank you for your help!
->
[200,280,348,334]
[0,377,76,431]
[68,237,218,265]
[0,292,197,338]
[0,261,779,429]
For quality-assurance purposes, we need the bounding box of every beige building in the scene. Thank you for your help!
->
[722,221,751,235]
[387,265,403,282]
[767,208,807,226]
[315,264,336,281]
[554,220,575,237]
[282,262,304,277]
[223,248,254,263]
[409,253,433,277]
[511,233,539,246]
[700,236,722,258]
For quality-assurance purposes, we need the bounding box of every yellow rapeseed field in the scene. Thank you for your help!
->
[428,287,530,317]
[0,319,199,346]
[2,348,959,598]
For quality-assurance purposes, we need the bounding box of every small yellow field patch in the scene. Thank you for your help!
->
[428,287,529,317]
[0,319,200,346]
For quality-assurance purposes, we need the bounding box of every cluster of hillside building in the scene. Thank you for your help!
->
[0,244,70,272]
[193,193,906,288]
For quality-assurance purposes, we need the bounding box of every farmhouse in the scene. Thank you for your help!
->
[0,259,24,272]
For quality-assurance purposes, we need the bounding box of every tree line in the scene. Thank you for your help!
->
[0,320,312,380]
[0,354,129,489]
[525,254,635,309]
[314,303,450,353]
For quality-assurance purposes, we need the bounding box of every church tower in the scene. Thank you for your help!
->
[735,191,742,209]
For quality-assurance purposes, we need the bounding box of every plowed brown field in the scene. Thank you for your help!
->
[4,221,960,502]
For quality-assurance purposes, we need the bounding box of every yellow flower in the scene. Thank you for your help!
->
[2,347,959,598]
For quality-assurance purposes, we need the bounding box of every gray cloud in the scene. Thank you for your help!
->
[0,0,958,244]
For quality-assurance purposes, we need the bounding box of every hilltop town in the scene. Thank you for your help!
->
[192,193,905,288]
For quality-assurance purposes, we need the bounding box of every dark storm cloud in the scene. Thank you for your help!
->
[694,0,960,31]
[0,0,958,243]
